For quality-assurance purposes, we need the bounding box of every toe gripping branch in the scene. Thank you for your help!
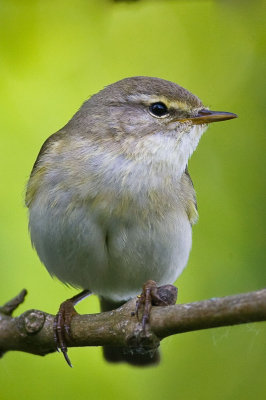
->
[135,280,178,330]
[53,290,91,367]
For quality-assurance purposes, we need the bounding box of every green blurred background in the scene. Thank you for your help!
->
[1,0,265,399]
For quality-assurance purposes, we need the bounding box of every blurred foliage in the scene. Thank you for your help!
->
[0,0,265,399]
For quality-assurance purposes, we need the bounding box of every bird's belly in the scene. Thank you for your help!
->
[29,200,192,301]
[102,213,192,300]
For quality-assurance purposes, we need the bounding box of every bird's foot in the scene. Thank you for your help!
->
[53,289,91,367]
[135,280,178,331]
[54,300,77,367]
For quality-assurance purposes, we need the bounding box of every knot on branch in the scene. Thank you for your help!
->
[19,310,46,335]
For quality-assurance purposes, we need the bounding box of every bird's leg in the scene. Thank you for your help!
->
[135,280,178,331]
[54,289,91,367]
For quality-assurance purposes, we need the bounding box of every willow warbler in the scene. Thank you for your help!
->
[26,76,237,366]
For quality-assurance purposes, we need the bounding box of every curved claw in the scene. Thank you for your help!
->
[53,289,92,367]
[62,349,73,368]
[53,300,77,367]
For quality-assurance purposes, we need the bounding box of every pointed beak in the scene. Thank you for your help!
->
[185,109,238,125]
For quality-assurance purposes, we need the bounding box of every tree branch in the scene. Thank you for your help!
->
[0,289,265,359]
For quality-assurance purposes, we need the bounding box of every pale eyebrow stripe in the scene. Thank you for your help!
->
[126,94,195,112]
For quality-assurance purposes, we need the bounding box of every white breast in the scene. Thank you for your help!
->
[29,196,192,301]
[28,128,201,301]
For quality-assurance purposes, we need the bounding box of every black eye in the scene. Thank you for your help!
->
[149,102,169,117]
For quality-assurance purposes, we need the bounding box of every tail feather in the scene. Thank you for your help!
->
[100,297,160,366]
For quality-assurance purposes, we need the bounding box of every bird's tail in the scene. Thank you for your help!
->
[100,297,160,366]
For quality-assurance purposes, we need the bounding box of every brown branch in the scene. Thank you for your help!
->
[0,289,265,359]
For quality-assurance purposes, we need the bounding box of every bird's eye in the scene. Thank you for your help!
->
[149,102,169,118]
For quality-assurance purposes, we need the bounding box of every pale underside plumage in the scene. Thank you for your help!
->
[27,125,205,301]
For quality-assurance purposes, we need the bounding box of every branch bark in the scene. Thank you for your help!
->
[0,289,265,359]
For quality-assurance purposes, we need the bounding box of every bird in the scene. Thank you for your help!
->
[25,76,237,366]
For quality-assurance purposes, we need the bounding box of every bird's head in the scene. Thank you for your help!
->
[66,76,237,173]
